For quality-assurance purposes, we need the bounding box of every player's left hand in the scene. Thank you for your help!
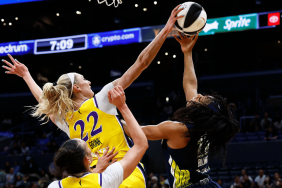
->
[174,31,199,54]
[92,147,118,173]
[108,85,126,108]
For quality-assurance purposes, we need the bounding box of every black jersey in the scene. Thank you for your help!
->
[162,122,210,188]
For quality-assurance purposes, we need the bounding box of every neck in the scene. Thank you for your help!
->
[72,95,88,110]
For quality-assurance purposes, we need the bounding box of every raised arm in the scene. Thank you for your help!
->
[2,54,56,123]
[113,5,184,89]
[2,55,42,102]
[108,86,148,180]
[174,32,199,101]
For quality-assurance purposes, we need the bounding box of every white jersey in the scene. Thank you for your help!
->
[55,82,117,137]
[48,162,124,188]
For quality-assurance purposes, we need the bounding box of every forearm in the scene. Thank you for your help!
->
[114,27,171,89]
[183,51,197,101]
[23,72,42,103]
[138,27,171,66]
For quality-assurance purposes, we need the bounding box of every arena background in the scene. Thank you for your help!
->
[0,0,282,188]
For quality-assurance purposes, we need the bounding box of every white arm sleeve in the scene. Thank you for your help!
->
[48,180,60,188]
[101,162,124,188]
[95,82,118,115]
[54,119,70,138]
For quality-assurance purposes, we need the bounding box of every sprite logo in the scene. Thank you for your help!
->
[223,16,252,31]
[200,14,257,36]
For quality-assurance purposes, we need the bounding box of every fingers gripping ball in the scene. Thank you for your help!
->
[175,2,207,36]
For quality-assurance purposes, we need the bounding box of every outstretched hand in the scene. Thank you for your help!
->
[108,85,126,108]
[92,147,118,173]
[164,5,185,32]
[2,54,29,78]
[174,31,199,54]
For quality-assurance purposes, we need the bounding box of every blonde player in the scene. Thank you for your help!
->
[48,86,148,188]
[2,5,184,187]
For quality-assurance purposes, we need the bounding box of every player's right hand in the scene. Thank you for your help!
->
[2,54,29,78]
[174,31,199,54]
[165,5,185,32]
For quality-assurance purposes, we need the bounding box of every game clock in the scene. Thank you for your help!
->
[34,35,87,55]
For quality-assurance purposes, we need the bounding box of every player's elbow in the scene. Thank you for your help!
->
[141,141,149,153]
[137,55,150,69]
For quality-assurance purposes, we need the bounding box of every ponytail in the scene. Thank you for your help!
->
[31,74,78,124]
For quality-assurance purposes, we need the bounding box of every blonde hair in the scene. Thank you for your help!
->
[31,73,78,124]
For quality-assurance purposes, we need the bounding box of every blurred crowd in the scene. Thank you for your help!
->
[243,112,282,141]
[2,160,53,188]
[228,169,282,188]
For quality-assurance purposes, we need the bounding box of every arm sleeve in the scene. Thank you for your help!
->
[95,82,118,115]
[48,181,60,188]
[54,119,70,138]
[101,162,124,188]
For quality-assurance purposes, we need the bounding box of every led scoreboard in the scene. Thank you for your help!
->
[34,35,87,55]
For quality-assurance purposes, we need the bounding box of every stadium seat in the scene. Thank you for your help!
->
[219,176,232,183]
[218,171,229,176]
[267,169,280,175]
[209,171,218,176]
[257,132,265,136]
[245,132,257,136]
[235,137,247,142]
[247,136,259,142]
[230,170,241,176]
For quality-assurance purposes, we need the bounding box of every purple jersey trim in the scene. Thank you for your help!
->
[100,173,102,186]
[93,96,99,108]
[115,115,133,148]
[137,163,147,188]
[58,181,62,188]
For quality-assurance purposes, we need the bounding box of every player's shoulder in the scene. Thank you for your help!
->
[48,180,60,188]
[159,121,188,133]
[96,82,115,97]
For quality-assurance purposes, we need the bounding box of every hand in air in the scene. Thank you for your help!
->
[174,31,199,54]
[165,5,185,32]
[93,147,118,173]
[108,85,126,108]
[2,54,29,78]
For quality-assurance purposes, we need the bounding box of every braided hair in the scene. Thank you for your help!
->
[54,139,87,176]
[173,93,240,163]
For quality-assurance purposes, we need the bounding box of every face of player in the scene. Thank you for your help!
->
[77,139,93,167]
[75,74,94,99]
[187,94,212,106]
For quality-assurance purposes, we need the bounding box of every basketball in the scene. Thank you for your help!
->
[175,2,207,36]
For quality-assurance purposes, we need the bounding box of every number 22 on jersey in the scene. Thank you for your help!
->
[74,111,102,142]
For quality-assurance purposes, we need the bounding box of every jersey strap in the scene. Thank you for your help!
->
[93,96,99,108]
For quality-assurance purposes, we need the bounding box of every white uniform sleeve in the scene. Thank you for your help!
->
[101,162,124,188]
[48,180,60,188]
[95,82,118,115]
[55,119,70,138]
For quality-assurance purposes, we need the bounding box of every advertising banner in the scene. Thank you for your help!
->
[141,13,258,41]
[202,14,257,35]
[0,0,44,5]
[0,40,34,57]
[88,28,141,49]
